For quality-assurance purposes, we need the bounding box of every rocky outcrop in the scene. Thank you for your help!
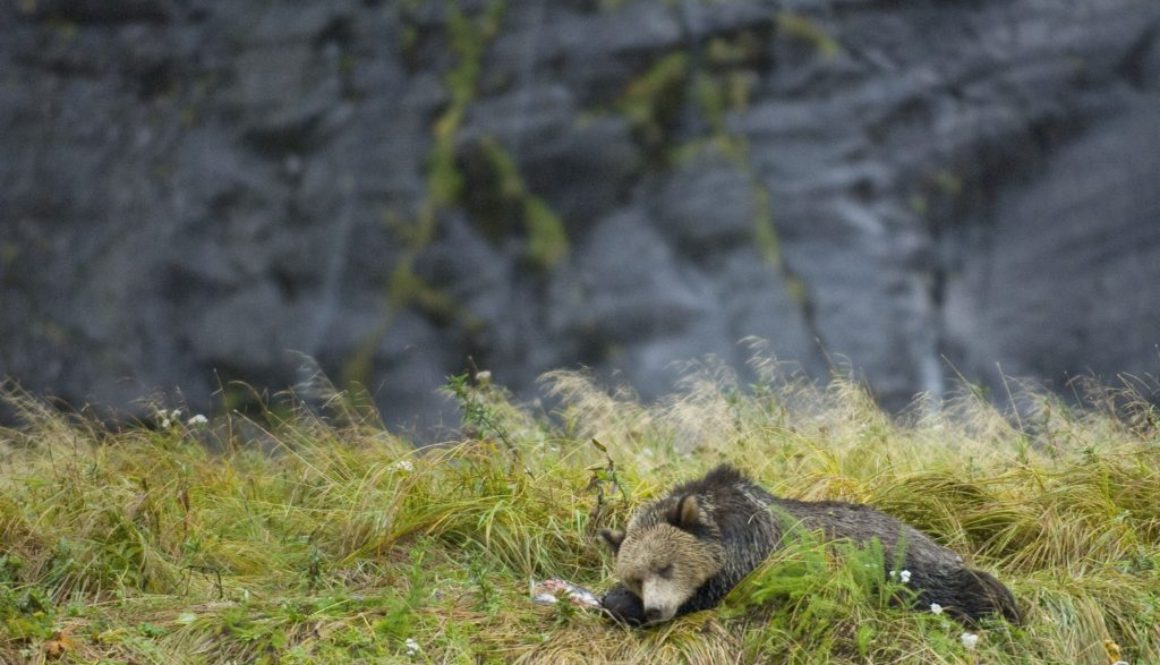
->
[2,0,1158,432]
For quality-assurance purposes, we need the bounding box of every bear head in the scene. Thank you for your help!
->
[601,494,726,624]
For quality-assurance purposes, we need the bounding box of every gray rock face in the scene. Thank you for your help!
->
[943,109,1160,394]
[2,0,1159,431]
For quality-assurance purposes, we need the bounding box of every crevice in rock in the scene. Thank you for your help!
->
[781,255,830,376]
[1115,19,1160,91]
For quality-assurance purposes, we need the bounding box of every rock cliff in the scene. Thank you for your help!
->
[2,0,1159,431]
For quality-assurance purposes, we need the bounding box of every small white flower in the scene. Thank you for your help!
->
[404,637,421,657]
[961,632,979,650]
[930,603,943,615]
[391,460,415,473]
[1112,661,1128,665]
[889,569,896,579]
[158,408,183,429]
[899,569,911,584]
[187,414,209,427]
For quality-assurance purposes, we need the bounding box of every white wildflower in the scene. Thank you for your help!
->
[930,603,943,615]
[404,637,421,657]
[1112,661,1128,665]
[961,632,979,650]
[158,408,182,429]
[391,459,415,473]
[187,414,209,427]
[899,569,911,584]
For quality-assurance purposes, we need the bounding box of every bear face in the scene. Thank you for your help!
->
[602,495,725,624]
[612,524,722,623]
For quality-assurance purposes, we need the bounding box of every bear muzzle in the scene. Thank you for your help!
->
[641,578,684,624]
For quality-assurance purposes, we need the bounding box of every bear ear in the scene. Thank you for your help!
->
[669,494,702,531]
[600,528,625,554]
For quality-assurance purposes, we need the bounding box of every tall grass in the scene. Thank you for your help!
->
[1,363,1158,664]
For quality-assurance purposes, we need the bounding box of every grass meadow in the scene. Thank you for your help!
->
[2,358,1158,664]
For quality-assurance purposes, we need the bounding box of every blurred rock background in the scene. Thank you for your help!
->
[2,0,1159,434]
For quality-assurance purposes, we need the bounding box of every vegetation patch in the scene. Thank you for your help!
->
[775,12,841,59]
[619,51,691,162]
[349,1,507,386]
[461,138,570,271]
[2,365,1159,663]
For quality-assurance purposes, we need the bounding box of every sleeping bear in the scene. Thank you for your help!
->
[600,465,1019,626]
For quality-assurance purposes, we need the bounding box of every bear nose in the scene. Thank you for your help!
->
[643,607,663,623]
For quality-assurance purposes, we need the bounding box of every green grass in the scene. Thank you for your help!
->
[2,363,1159,664]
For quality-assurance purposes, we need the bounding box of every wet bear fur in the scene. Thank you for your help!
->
[600,464,1019,626]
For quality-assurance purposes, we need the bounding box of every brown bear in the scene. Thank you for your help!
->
[600,464,1019,626]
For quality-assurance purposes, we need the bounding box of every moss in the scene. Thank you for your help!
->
[692,72,727,135]
[932,170,963,197]
[473,138,570,270]
[523,197,569,269]
[0,242,19,272]
[725,71,756,112]
[706,32,763,69]
[910,169,965,219]
[619,52,690,157]
[400,24,419,63]
[444,7,484,107]
[683,32,762,156]
[388,262,459,324]
[910,193,929,216]
[650,32,792,304]
[776,12,841,59]
[653,40,794,319]
[752,185,781,267]
[427,136,463,210]
[478,137,525,201]
[427,0,508,212]
[785,274,809,308]
[348,3,510,388]
[46,18,80,41]
[342,258,478,388]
